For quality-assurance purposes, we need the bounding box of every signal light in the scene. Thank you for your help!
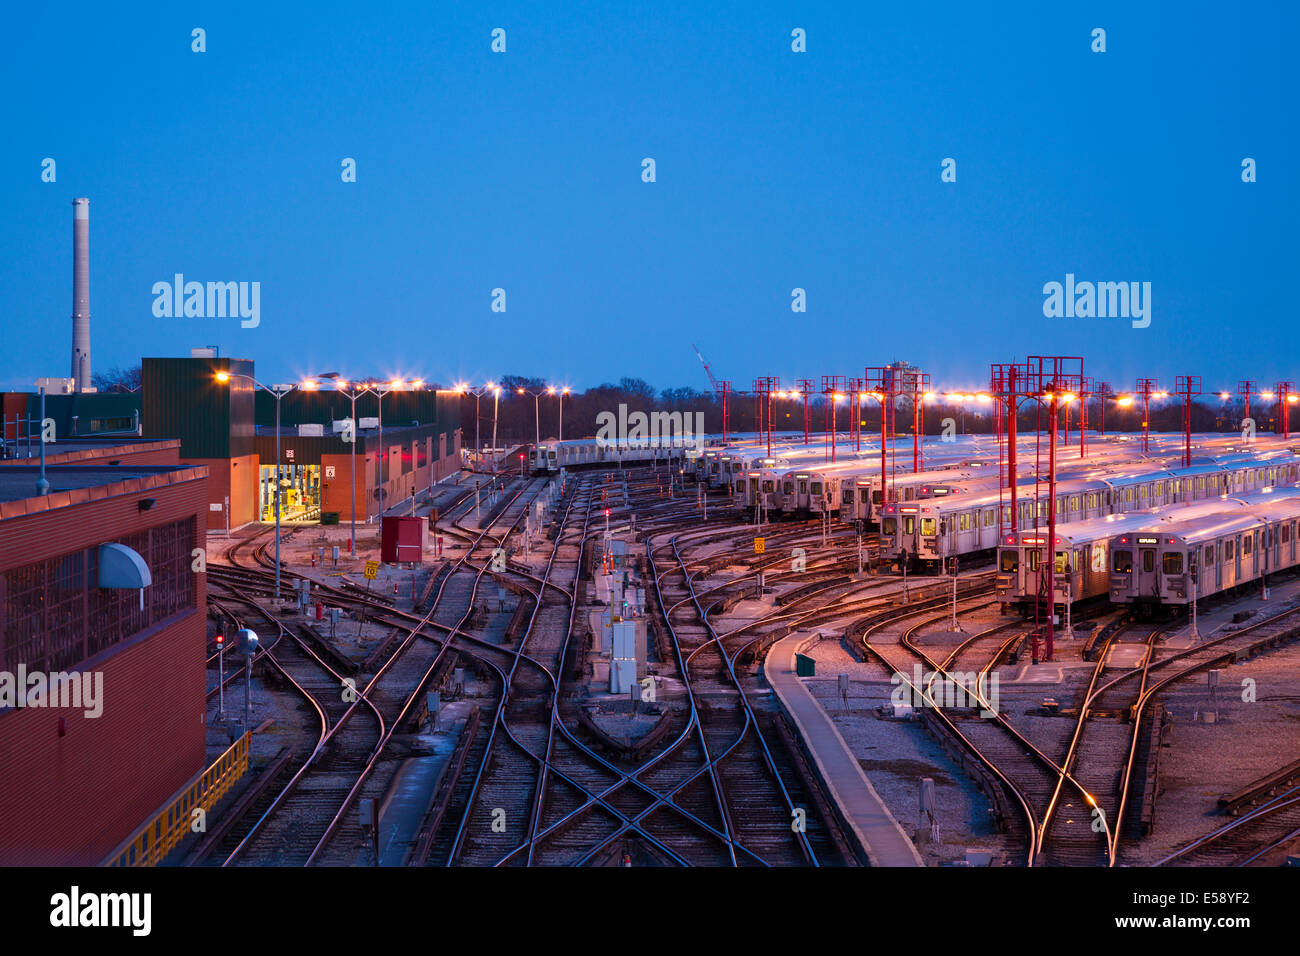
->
[216,633,224,645]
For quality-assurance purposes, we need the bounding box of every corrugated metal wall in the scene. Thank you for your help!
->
[143,357,254,459]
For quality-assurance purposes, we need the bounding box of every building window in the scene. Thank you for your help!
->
[1,517,196,675]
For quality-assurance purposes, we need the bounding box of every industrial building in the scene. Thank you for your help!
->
[0,457,208,865]
[141,356,461,531]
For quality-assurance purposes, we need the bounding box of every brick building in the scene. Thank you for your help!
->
[0,461,208,865]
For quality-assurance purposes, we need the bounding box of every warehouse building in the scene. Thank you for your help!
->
[0,460,208,865]
[141,356,462,531]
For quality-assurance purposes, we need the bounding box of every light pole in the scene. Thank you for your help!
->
[365,378,424,520]
[331,378,366,555]
[490,384,501,472]
[549,386,570,442]
[455,382,499,471]
[217,370,305,600]
[517,387,546,445]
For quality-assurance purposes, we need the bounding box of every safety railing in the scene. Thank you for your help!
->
[104,732,250,866]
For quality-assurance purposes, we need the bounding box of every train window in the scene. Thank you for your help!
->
[984,509,995,527]
[1243,534,1253,555]
[1163,552,1184,574]
[811,482,823,495]
[1000,550,1019,572]
[1125,487,1133,502]
[1204,545,1215,565]
[1141,550,1155,573]
[799,480,808,494]
[1070,495,1081,512]
[921,517,936,537]
[1284,524,1292,544]
[842,489,853,504]
[1113,550,1133,573]
[860,490,870,503]
[1001,506,1012,524]
[883,517,897,535]
[904,487,916,501]
[762,480,775,493]
[1054,551,1068,573]
[872,490,882,505]
[1226,540,1235,560]
[904,516,915,535]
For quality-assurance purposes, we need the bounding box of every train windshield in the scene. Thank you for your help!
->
[783,482,794,494]
[882,517,897,535]
[1163,552,1184,574]
[1055,551,1068,573]
[999,550,1018,572]
[920,517,936,536]
[811,482,823,494]
[1113,550,1133,573]
[762,480,774,493]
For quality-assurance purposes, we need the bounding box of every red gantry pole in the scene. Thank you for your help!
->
[797,378,814,445]
[822,375,846,463]
[1176,376,1202,467]
[1136,378,1156,454]
[1275,382,1293,438]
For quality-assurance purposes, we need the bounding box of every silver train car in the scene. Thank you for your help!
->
[993,490,1292,614]
[1109,488,1300,609]
[528,443,559,475]
[880,455,1300,571]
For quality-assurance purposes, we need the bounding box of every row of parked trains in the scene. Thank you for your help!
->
[523,431,1300,615]
[697,431,1300,616]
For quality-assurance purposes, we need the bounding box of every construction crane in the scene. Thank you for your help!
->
[692,343,719,391]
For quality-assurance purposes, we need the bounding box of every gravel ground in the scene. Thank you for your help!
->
[1122,638,1300,865]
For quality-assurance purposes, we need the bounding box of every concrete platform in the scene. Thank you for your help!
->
[766,634,924,866]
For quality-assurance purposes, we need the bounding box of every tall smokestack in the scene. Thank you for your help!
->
[71,197,91,392]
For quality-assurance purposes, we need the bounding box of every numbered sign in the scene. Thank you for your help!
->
[363,560,379,580]
[754,537,766,555]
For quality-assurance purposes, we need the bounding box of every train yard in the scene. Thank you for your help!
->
[189,433,1300,868]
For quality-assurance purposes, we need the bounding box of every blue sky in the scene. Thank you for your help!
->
[1,1,1293,395]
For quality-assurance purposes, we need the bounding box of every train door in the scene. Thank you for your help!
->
[1134,535,1160,601]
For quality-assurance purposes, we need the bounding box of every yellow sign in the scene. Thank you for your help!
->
[754,537,766,554]
[364,560,379,580]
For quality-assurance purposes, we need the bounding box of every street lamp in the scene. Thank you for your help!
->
[455,382,500,471]
[548,386,570,442]
[489,383,501,473]
[216,370,307,600]
[517,387,546,445]
[332,378,366,556]
[367,378,423,520]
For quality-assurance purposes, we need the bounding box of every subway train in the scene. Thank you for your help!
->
[994,486,1300,614]
[1109,488,1300,610]
[880,453,1300,571]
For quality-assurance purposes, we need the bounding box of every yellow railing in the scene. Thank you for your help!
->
[105,732,250,867]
